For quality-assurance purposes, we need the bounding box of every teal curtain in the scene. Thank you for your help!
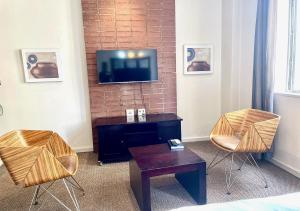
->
[252,0,277,159]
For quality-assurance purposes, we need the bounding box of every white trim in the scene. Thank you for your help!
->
[0,159,2,167]
[73,146,93,153]
[270,158,300,178]
[182,136,210,142]
[274,91,300,98]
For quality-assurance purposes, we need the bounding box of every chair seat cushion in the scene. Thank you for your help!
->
[57,155,78,175]
[211,135,240,151]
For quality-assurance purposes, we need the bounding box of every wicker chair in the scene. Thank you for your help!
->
[207,109,280,194]
[0,130,84,210]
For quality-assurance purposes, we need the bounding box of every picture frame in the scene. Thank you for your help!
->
[21,49,63,82]
[183,44,213,75]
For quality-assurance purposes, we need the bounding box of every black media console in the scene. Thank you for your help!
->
[94,113,182,164]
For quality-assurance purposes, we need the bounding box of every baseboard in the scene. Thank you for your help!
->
[270,158,300,178]
[182,136,210,142]
[73,146,93,153]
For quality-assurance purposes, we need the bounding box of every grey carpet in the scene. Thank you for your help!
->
[0,142,299,211]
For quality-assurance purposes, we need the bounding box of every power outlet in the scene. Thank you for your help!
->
[138,115,146,122]
[138,108,146,116]
[126,109,134,117]
[126,116,135,123]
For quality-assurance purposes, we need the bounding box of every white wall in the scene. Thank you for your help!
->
[271,1,300,176]
[273,94,300,177]
[0,0,93,156]
[176,0,256,141]
[221,0,234,113]
[221,0,257,112]
[176,0,222,141]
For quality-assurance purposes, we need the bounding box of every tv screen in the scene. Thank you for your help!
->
[96,49,158,84]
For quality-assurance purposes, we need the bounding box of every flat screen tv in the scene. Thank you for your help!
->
[96,49,158,84]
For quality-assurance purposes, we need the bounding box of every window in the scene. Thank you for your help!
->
[275,0,300,93]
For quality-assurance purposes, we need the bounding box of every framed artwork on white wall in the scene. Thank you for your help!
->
[21,49,63,82]
[183,44,213,75]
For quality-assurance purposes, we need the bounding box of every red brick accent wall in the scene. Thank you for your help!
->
[81,0,176,150]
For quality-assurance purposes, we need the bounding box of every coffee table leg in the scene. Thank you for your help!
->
[130,160,151,211]
[175,164,207,205]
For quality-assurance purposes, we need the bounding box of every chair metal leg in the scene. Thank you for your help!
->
[224,153,246,194]
[29,179,81,211]
[29,186,40,210]
[248,153,268,188]
[207,150,221,171]
[225,153,235,194]
[29,185,71,211]
[207,151,233,172]
[63,179,80,211]
[71,183,80,209]
[31,181,56,206]
[212,152,269,195]
[65,176,85,195]
[33,185,40,205]
[235,153,249,171]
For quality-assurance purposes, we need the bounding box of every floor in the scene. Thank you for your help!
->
[0,141,299,211]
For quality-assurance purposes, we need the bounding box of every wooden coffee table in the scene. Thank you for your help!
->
[129,144,206,211]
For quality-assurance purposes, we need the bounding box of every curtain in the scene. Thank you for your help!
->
[252,0,277,159]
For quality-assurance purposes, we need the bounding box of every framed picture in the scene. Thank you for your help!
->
[21,49,63,82]
[183,44,213,75]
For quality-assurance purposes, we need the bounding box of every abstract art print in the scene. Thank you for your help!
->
[21,49,63,82]
[184,45,213,75]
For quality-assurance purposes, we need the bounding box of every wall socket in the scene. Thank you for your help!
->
[126,109,134,117]
[138,115,146,122]
[126,116,134,123]
[138,108,146,116]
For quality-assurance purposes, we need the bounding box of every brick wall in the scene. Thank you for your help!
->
[81,0,176,150]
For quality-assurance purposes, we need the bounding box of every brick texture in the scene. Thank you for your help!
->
[81,0,176,151]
